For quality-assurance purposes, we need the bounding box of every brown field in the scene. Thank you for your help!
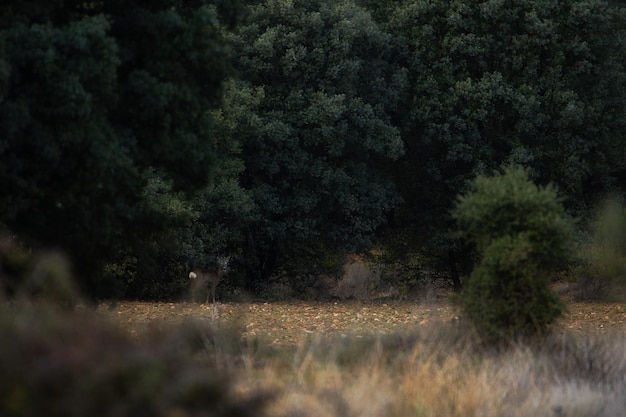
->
[100,298,626,344]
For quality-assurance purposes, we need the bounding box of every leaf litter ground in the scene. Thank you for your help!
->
[99,299,626,346]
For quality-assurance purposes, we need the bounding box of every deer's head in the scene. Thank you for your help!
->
[217,256,230,274]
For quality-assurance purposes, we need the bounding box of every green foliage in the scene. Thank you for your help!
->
[453,167,575,341]
[461,234,564,340]
[229,0,406,286]
[3,0,626,300]
[0,12,130,290]
[454,167,575,271]
[0,1,241,297]
[392,0,626,209]
[385,0,626,276]
[102,78,257,299]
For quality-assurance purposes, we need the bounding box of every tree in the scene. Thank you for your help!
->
[229,0,406,289]
[382,0,626,287]
[452,167,575,341]
[0,0,240,297]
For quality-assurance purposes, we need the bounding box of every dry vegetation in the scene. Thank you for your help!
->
[97,298,626,417]
[101,299,626,341]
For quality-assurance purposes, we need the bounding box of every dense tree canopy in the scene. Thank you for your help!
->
[392,0,626,200]
[228,0,405,285]
[1,0,625,299]
[0,0,240,296]
[385,0,626,276]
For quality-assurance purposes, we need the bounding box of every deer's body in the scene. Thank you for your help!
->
[189,256,230,304]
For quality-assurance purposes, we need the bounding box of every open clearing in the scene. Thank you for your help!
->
[100,299,626,344]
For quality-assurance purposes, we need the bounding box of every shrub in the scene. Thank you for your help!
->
[574,199,626,300]
[461,234,563,339]
[0,305,269,417]
[452,167,575,341]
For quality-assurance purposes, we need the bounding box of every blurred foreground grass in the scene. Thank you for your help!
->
[3,298,625,417]
[0,302,270,417]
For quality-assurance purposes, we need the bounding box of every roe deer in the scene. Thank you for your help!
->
[189,256,230,304]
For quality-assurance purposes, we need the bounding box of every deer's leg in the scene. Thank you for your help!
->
[206,285,215,304]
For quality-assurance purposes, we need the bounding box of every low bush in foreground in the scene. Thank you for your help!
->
[0,303,269,417]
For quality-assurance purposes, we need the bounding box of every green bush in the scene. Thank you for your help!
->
[453,167,575,341]
[461,234,564,339]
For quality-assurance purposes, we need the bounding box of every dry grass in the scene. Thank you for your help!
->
[235,327,626,417]
[258,329,626,417]
[96,299,626,417]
